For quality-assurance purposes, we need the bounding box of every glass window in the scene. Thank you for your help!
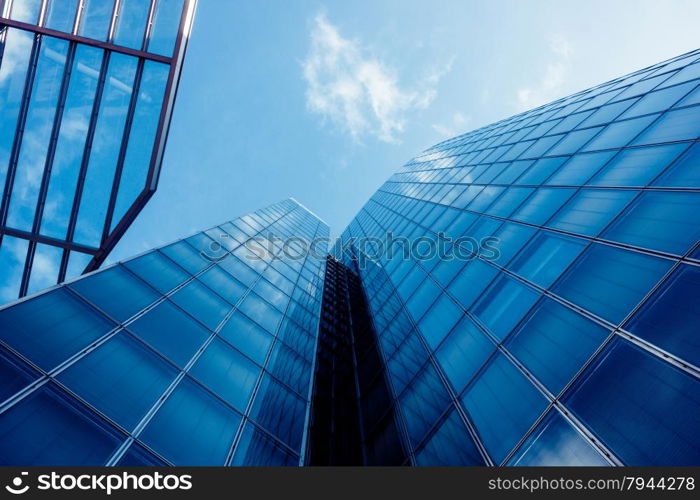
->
[45,0,80,31]
[267,342,311,395]
[553,244,672,324]
[198,266,247,306]
[0,383,122,465]
[58,332,177,430]
[579,98,638,127]
[546,151,616,185]
[509,232,587,288]
[70,265,158,322]
[160,240,209,274]
[492,160,533,184]
[486,187,535,218]
[654,142,700,187]
[515,157,567,185]
[509,410,608,465]
[488,222,536,266]
[548,189,636,236]
[512,188,575,225]
[415,410,485,465]
[0,288,114,370]
[418,294,463,350]
[0,236,28,303]
[473,275,540,340]
[189,338,260,412]
[123,250,189,293]
[564,339,700,465]
[232,423,298,466]
[0,346,39,403]
[620,81,698,118]
[170,280,231,331]
[435,316,495,393]
[405,276,441,322]
[65,251,93,281]
[78,0,115,41]
[589,143,686,187]
[447,259,499,310]
[238,292,283,334]
[582,114,658,151]
[148,0,185,56]
[625,264,700,367]
[116,443,166,466]
[506,298,609,394]
[9,0,42,23]
[602,191,700,255]
[113,0,150,49]
[140,378,241,465]
[398,364,451,447]
[633,106,700,145]
[27,244,62,296]
[546,126,602,155]
[462,354,548,464]
[128,299,209,367]
[250,375,306,452]
[218,312,273,365]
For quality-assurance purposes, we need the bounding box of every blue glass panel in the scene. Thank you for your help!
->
[190,338,260,412]
[41,45,103,239]
[160,240,209,274]
[473,275,540,340]
[0,384,122,465]
[232,423,298,466]
[462,354,548,464]
[238,292,283,334]
[0,288,114,370]
[123,250,189,293]
[489,222,536,266]
[492,160,533,184]
[553,244,671,324]
[486,187,534,218]
[140,378,241,465]
[418,294,463,350]
[113,0,150,49]
[512,188,575,225]
[446,259,499,310]
[64,251,92,281]
[267,342,311,395]
[509,232,587,288]
[219,312,273,365]
[515,157,567,185]
[78,0,115,41]
[148,0,185,56]
[405,276,441,322]
[621,81,698,118]
[45,0,80,31]
[546,126,602,155]
[111,61,169,230]
[251,375,306,452]
[545,151,616,185]
[415,410,485,465]
[564,339,700,465]
[506,298,609,394]
[582,114,658,151]
[509,410,608,465]
[579,98,638,127]
[170,280,231,330]
[603,192,700,255]
[70,265,158,322]
[548,189,636,236]
[398,364,451,447]
[625,264,700,367]
[0,346,39,403]
[654,142,700,187]
[128,300,209,367]
[435,316,495,393]
[7,37,68,231]
[116,443,166,466]
[26,243,62,296]
[9,0,41,23]
[58,332,177,430]
[198,266,247,306]
[589,143,686,187]
[633,106,700,145]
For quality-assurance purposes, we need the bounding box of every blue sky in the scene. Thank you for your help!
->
[108,0,700,263]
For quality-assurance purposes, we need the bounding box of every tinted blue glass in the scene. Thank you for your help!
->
[489,222,536,266]
[170,280,231,330]
[418,293,462,351]
[516,157,567,185]
[238,292,283,334]
[219,312,273,365]
[603,192,700,255]
[506,298,609,394]
[58,332,177,430]
[633,105,700,145]
[509,410,608,465]
[267,343,311,395]
[251,375,306,452]
[398,364,451,447]
[198,266,247,306]
[545,151,616,185]
[0,384,122,465]
[45,0,80,31]
[473,275,540,340]
[160,240,209,274]
[123,251,190,293]
[621,81,698,118]
[140,378,241,465]
[435,316,495,393]
[9,0,41,22]
[546,126,602,155]
[0,288,114,370]
[148,0,185,56]
[78,0,115,40]
[462,354,548,464]
[116,443,166,466]
[509,232,587,288]
[548,189,636,236]
[190,338,260,412]
[446,259,499,310]
[113,0,150,49]
[625,264,700,367]
[0,346,39,403]
[565,339,700,465]
[26,244,62,296]
[406,277,441,322]
[582,114,658,151]
[128,300,209,367]
[487,187,534,217]
[580,98,638,127]
[415,410,485,465]
[589,143,686,187]
[70,265,158,322]
[654,142,700,187]
[512,188,575,225]
[554,244,671,324]
[232,423,298,466]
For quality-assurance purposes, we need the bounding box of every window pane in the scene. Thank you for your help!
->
[447,259,499,310]
[219,312,273,365]
[398,364,451,447]
[238,292,283,334]
[45,0,80,32]
[512,188,575,225]
[509,232,587,288]
[58,332,177,430]
[232,423,298,466]
[418,294,463,350]
[140,378,241,465]
[251,375,306,452]
[160,240,209,274]
[116,442,166,466]
[545,151,616,185]
[548,189,636,236]
[582,114,658,151]
[0,346,39,403]
[633,106,700,145]
[170,280,231,330]
[473,275,540,340]
[128,299,209,367]
[113,0,150,49]
[589,143,686,187]
[9,0,41,23]
[654,142,700,188]
[198,266,247,305]
[148,0,185,56]
[415,410,485,465]
[564,339,700,465]
[0,384,122,465]
[553,244,671,324]
[123,250,189,293]
[78,0,115,41]
[506,298,610,394]
[27,243,62,296]
[625,264,700,367]
[70,265,158,322]
[267,342,311,395]
[0,288,114,370]
[190,338,260,412]
[462,354,548,464]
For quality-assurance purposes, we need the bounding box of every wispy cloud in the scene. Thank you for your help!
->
[432,111,471,138]
[516,35,573,111]
[302,13,451,143]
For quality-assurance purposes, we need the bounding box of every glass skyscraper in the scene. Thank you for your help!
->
[0,49,699,466]
[0,0,196,302]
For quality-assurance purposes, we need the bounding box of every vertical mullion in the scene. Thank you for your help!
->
[101,56,144,245]
[106,0,121,44]
[141,0,157,52]
[37,0,49,26]
[71,0,84,35]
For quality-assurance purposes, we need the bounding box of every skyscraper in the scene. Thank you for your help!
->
[0,0,197,302]
[0,49,699,466]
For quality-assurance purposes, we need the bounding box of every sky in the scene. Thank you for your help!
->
[108,0,700,263]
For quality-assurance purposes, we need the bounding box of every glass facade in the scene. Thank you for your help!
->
[0,199,329,465]
[0,49,699,466]
[0,0,197,302]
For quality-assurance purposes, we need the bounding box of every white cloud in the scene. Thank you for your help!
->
[302,13,450,143]
[516,35,573,111]
[432,112,471,138]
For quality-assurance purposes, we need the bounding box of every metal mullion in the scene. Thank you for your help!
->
[37,0,49,26]
[141,0,157,52]
[71,0,83,35]
[101,56,145,245]
[106,0,121,44]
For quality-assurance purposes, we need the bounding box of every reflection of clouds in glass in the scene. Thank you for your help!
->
[0,29,33,85]
[28,246,61,293]
[0,237,28,302]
